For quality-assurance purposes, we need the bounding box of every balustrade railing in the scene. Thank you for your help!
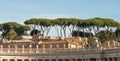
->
[0,44,120,54]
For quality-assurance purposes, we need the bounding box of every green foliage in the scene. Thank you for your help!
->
[5,29,17,40]
[3,22,21,29]
[0,17,119,42]
[96,30,115,43]
[0,24,3,31]
[15,25,31,36]
[87,37,95,47]
[72,31,93,37]
[115,29,120,37]
[30,29,40,36]
[54,18,79,26]
[24,18,53,36]
[0,22,31,40]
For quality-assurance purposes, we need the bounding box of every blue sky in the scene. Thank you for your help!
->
[0,0,120,24]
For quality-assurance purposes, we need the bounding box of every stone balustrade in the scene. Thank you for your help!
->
[0,44,120,54]
[0,44,120,61]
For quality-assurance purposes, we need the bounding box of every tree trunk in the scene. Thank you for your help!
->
[54,26,60,37]
[60,26,63,37]
[63,26,66,38]
[45,27,51,38]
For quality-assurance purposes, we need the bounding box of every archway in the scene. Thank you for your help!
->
[31,59,36,61]
[45,59,49,61]
[71,59,76,61]
[17,59,22,61]
[51,59,56,61]
[89,58,96,61]
[77,59,82,61]
[10,59,15,61]
[64,59,69,61]
[38,59,43,61]
[3,59,7,61]
[24,59,29,61]
[58,59,63,61]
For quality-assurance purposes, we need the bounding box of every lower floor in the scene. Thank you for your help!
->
[0,57,120,61]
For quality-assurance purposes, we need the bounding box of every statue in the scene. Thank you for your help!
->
[94,37,99,48]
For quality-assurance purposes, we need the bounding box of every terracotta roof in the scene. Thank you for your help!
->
[12,40,34,43]
[65,37,87,45]
[39,40,67,44]
[101,40,119,48]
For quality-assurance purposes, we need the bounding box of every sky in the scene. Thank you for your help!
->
[0,0,120,24]
[0,0,120,36]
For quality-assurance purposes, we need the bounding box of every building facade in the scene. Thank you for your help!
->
[0,44,120,61]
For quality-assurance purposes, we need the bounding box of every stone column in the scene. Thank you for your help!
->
[118,42,120,47]
[43,45,45,53]
[15,45,17,53]
[7,59,10,61]
[22,59,24,61]
[108,41,110,48]
[8,45,10,53]
[97,58,101,61]
[43,59,45,61]
[50,44,52,53]
[96,40,99,48]
[63,59,65,61]
[84,58,89,61]
[56,44,59,49]
[29,59,32,61]
[36,45,39,50]
[76,43,78,49]
[36,45,39,53]
[82,43,85,49]
[117,57,120,61]
[22,45,24,53]
[112,58,115,61]
[15,59,17,61]
[107,58,109,61]
[64,44,66,49]
[29,44,32,53]
[0,45,3,53]
[113,41,116,47]
[36,59,38,61]
[50,44,52,49]
[75,59,78,61]
[70,44,72,49]
[49,59,52,61]
[98,58,102,61]
[87,58,90,61]
[0,58,2,61]
[56,59,58,61]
